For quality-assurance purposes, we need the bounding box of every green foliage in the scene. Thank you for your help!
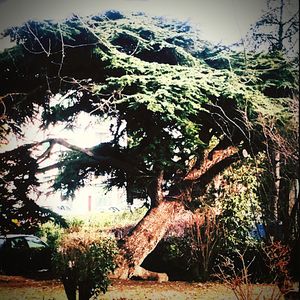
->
[164,235,189,263]
[218,156,265,250]
[35,208,145,254]
[0,145,67,234]
[157,235,196,280]
[0,11,298,235]
[66,218,85,231]
[36,221,65,251]
[64,208,147,230]
[53,229,118,299]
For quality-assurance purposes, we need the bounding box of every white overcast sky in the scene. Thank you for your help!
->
[0,0,271,45]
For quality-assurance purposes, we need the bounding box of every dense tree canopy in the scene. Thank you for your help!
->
[0,11,298,236]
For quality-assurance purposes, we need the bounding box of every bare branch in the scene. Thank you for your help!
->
[26,23,51,56]
[282,10,299,27]
[57,22,65,79]
[209,103,250,141]
[37,162,64,173]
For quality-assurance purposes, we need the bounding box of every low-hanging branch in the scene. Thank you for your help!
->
[26,138,144,175]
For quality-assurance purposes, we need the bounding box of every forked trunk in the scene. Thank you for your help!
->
[112,146,240,280]
[113,200,187,280]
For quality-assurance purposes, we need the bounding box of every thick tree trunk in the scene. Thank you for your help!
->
[147,170,164,207]
[113,200,187,280]
[112,146,241,280]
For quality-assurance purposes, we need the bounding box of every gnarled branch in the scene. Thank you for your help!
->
[184,146,239,181]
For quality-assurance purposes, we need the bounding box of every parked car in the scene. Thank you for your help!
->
[0,234,52,275]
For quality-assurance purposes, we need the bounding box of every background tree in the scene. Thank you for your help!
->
[0,11,298,279]
[0,145,67,233]
[248,0,299,55]
[245,0,299,243]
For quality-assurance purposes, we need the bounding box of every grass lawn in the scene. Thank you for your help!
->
[0,275,286,300]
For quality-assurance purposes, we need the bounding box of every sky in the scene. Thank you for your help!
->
[0,0,270,46]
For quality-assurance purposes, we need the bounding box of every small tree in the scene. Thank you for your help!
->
[53,230,118,300]
[248,0,299,55]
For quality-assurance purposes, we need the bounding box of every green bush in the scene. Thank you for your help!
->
[163,208,222,282]
[66,217,85,232]
[53,229,118,300]
[36,221,65,251]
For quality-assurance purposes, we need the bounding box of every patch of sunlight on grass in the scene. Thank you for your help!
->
[0,286,66,300]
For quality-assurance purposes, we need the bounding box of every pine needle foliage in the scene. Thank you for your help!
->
[0,11,298,228]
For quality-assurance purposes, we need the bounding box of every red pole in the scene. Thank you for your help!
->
[88,195,92,212]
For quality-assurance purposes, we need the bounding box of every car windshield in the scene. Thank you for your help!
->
[10,237,28,249]
[0,238,5,248]
[25,236,47,249]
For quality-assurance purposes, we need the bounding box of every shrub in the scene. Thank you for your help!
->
[66,218,85,232]
[159,207,222,281]
[53,229,118,300]
[189,208,223,281]
[216,249,259,300]
[36,221,65,251]
[216,243,293,300]
[262,241,292,293]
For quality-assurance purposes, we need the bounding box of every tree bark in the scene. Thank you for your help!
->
[112,146,242,280]
[274,151,281,222]
[78,281,92,300]
[113,200,187,280]
[147,170,164,208]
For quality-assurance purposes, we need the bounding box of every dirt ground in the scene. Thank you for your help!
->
[0,274,287,300]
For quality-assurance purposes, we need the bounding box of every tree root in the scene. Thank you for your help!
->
[130,266,168,282]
